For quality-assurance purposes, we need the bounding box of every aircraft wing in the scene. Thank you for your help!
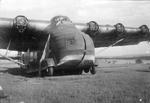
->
[0,16,50,51]
[75,21,150,47]
[0,16,149,51]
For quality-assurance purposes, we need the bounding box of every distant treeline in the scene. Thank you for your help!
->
[96,56,150,60]
[0,56,20,60]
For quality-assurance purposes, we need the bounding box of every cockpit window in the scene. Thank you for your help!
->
[13,15,28,33]
[51,16,72,26]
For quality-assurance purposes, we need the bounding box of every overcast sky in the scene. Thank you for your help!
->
[0,0,150,56]
[0,0,150,26]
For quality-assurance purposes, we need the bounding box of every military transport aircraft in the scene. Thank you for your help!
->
[0,15,149,76]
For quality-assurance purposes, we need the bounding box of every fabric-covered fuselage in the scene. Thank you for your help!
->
[49,19,95,69]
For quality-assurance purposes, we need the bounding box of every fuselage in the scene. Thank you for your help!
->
[47,18,95,69]
[49,16,95,69]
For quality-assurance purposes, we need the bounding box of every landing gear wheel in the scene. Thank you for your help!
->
[84,68,89,73]
[40,60,48,77]
[47,67,54,76]
[90,66,96,75]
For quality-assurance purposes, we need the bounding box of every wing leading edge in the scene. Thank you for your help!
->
[0,15,149,51]
[0,15,50,51]
[75,21,150,47]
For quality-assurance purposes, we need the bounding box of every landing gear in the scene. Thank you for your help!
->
[40,60,54,77]
[90,66,96,75]
[84,68,89,73]
[47,67,54,76]
[83,65,96,74]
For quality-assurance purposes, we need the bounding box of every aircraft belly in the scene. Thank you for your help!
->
[57,54,83,68]
[56,50,95,69]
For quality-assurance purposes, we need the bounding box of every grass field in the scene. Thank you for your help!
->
[0,60,150,103]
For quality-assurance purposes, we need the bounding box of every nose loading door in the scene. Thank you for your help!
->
[77,33,87,66]
[78,33,95,67]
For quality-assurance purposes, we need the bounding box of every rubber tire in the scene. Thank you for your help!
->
[40,60,48,77]
[47,67,54,76]
[84,68,89,73]
[90,66,96,75]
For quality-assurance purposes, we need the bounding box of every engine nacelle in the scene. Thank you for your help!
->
[114,23,125,34]
[86,21,99,37]
[139,25,149,34]
[114,23,125,38]
[13,15,28,33]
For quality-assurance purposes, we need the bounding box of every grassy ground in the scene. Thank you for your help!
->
[0,60,150,103]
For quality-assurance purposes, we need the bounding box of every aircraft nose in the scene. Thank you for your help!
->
[50,15,72,26]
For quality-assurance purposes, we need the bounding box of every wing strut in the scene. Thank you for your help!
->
[98,38,124,53]
[5,40,11,56]
[39,34,51,76]
[0,39,25,67]
[40,34,51,63]
[0,53,25,66]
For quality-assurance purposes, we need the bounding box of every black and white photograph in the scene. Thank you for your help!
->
[0,0,150,103]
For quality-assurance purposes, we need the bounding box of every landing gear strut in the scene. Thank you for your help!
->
[84,68,89,73]
[40,59,54,77]
[47,67,54,76]
[90,66,96,74]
